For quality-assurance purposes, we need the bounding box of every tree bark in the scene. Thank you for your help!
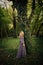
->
[13,7,17,38]
[27,0,35,27]
[36,23,43,37]
[13,15,17,38]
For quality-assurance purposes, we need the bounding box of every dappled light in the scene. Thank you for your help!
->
[8,24,13,30]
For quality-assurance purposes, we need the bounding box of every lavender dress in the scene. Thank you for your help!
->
[16,37,26,58]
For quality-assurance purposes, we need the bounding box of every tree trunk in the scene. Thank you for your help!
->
[13,7,17,38]
[13,15,17,38]
[28,0,35,27]
[36,23,43,37]
[1,27,2,39]
[3,24,8,37]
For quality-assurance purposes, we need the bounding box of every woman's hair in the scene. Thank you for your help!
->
[19,31,24,37]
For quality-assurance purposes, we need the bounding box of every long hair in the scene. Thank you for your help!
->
[19,31,24,38]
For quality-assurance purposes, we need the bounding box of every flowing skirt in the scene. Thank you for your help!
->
[16,42,26,58]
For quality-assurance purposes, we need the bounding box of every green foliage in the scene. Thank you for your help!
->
[30,36,43,57]
[0,37,19,49]
[0,6,13,25]
[0,37,43,65]
[30,5,43,36]
[0,6,13,37]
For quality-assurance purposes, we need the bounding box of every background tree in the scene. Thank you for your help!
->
[0,0,13,38]
[30,0,43,36]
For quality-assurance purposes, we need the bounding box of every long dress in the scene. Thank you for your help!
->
[16,37,26,58]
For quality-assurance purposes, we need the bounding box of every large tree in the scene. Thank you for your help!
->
[0,0,13,38]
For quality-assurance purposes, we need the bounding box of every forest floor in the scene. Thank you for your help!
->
[0,37,43,65]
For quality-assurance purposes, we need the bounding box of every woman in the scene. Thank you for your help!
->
[16,31,26,58]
